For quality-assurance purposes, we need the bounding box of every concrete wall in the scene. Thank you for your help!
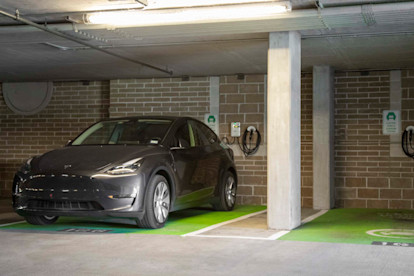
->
[1,70,413,209]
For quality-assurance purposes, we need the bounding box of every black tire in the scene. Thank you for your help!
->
[213,171,237,211]
[25,215,59,225]
[136,175,170,229]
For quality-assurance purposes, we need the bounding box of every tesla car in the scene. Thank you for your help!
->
[12,116,237,229]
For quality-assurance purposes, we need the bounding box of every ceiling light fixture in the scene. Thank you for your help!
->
[83,1,291,27]
[108,0,147,5]
[145,0,281,10]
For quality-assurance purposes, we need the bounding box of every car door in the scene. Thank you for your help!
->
[169,120,206,208]
[190,120,222,191]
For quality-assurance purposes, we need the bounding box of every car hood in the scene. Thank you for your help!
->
[31,145,165,175]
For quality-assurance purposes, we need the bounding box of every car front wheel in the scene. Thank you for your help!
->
[25,215,59,225]
[137,174,170,229]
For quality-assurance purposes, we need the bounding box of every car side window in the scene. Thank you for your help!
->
[189,120,210,147]
[195,121,218,145]
[173,123,191,148]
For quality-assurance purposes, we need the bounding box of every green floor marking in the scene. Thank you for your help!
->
[279,208,414,245]
[0,205,266,235]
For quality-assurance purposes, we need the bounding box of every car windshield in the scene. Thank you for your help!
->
[71,119,173,146]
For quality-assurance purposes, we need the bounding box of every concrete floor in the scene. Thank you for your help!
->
[1,199,413,275]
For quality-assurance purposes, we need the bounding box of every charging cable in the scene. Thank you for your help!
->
[402,126,414,159]
[239,126,261,156]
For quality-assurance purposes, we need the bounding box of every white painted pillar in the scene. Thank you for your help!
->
[209,76,220,116]
[267,32,301,230]
[313,66,335,210]
[209,76,220,135]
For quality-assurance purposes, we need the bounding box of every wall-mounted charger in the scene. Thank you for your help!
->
[231,122,241,137]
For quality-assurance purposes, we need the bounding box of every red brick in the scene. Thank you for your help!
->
[380,189,402,199]
[367,200,389,209]
[237,185,253,196]
[241,196,262,205]
[336,188,357,199]
[367,178,389,188]
[358,188,379,199]
[344,199,367,208]
[389,200,412,209]
[403,190,414,200]
[220,84,238,93]
[254,186,267,196]
[239,104,258,113]
[345,178,366,187]
[390,178,412,189]
[301,187,313,197]
[302,198,313,208]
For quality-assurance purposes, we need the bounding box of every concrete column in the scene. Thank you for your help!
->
[267,31,301,230]
[312,66,335,210]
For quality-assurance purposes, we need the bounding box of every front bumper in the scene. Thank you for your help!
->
[13,172,146,220]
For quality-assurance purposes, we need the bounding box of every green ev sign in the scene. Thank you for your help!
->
[204,114,219,135]
[386,112,396,121]
[207,115,216,123]
[382,110,401,135]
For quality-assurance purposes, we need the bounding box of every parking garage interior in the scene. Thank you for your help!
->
[1,0,414,275]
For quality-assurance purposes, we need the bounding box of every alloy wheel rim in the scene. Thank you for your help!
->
[153,181,170,223]
[225,176,236,207]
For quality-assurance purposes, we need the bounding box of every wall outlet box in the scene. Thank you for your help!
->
[231,122,241,137]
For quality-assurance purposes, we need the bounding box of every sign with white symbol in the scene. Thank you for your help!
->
[366,229,414,239]
[382,110,401,135]
[204,113,219,135]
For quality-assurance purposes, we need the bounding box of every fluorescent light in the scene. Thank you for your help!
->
[145,0,282,9]
[85,2,291,27]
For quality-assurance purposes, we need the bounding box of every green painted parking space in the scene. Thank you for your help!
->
[279,209,414,245]
[0,205,266,235]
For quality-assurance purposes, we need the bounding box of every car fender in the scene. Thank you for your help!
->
[141,154,177,209]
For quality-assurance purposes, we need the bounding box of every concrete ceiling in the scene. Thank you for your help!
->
[0,0,414,81]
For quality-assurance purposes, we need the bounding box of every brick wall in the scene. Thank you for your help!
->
[109,77,210,120]
[0,81,109,197]
[1,71,413,209]
[334,70,414,209]
[0,74,318,208]
[219,75,267,205]
[301,73,313,208]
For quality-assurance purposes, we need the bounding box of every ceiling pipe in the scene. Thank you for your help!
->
[0,8,173,75]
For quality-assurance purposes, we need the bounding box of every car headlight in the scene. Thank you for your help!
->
[20,157,34,174]
[105,158,143,175]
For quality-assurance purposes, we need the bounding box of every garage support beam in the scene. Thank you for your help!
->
[267,31,301,230]
[312,66,335,210]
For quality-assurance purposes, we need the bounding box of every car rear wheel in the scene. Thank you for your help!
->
[137,175,170,229]
[214,171,237,211]
[24,215,59,225]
